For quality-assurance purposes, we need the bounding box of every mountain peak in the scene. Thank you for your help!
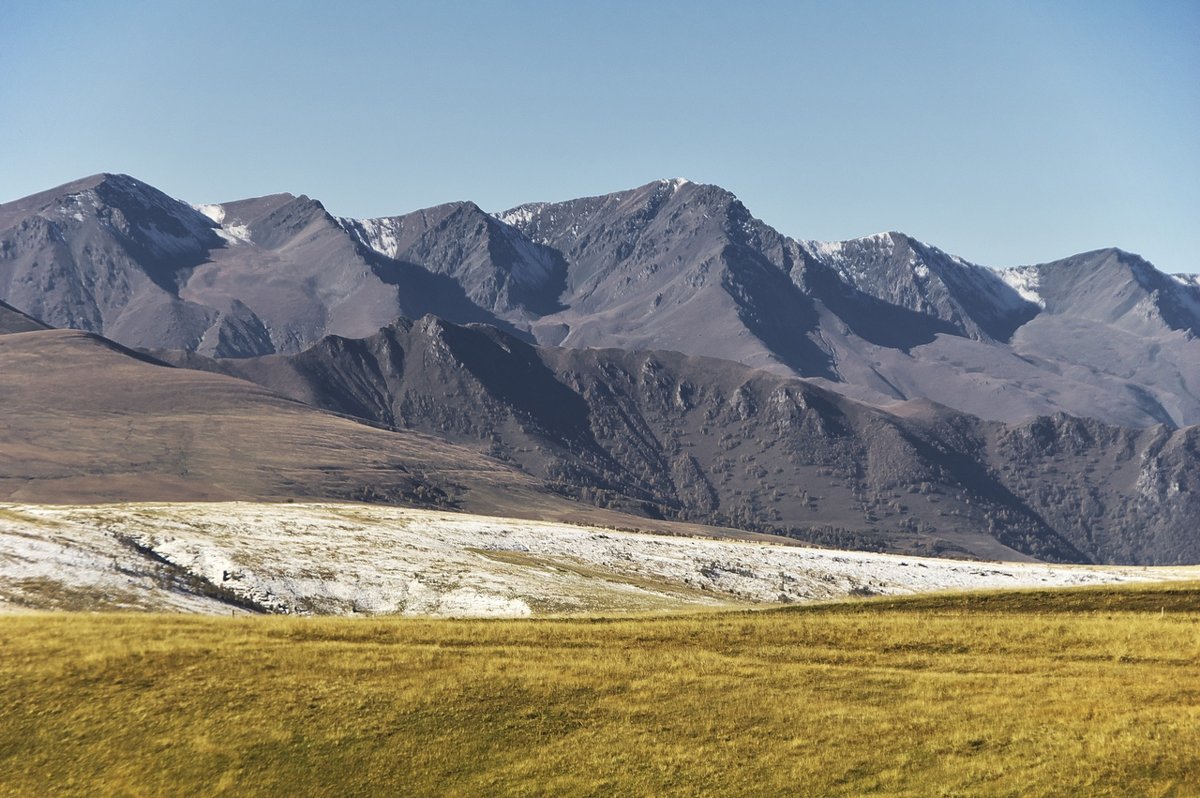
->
[1,172,155,220]
[658,177,692,189]
[1010,247,1199,336]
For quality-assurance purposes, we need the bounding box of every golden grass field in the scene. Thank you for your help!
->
[1,582,1197,797]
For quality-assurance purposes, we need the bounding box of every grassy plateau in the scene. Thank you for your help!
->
[1,582,1198,797]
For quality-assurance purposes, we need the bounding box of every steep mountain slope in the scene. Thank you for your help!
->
[0,174,559,357]
[499,179,836,377]
[501,182,1200,427]
[984,250,1200,426]
[337,201,567,319]
[3,174,1197,426]
[163,318,1200,565]
[1000,248,1200,336]
[0,174,222,349]
[184,191,562,354]
[985,413,1199,565]
[797,232,1039,342]
[4,174,1197,566]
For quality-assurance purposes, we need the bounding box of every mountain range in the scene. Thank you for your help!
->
[1,173,1197,564]
[3,173,1196,427]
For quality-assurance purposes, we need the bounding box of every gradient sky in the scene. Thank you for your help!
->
[3,1,1197,272]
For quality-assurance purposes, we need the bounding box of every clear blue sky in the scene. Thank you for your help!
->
[2,1,1197,272]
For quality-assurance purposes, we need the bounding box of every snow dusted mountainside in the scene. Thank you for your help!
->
[1,174,1198,426]
[799,231,1039,342]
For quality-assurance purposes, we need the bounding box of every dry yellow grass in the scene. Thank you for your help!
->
[1,582,1198,797]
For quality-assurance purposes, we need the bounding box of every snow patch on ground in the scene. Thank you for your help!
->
[0,503,1191,618]
[0,507,228,613]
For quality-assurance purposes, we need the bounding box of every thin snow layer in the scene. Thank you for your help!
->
[0,503,1191,617]
[53,189,102,222]
[0,507,228,613]
[214,223,251,244]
